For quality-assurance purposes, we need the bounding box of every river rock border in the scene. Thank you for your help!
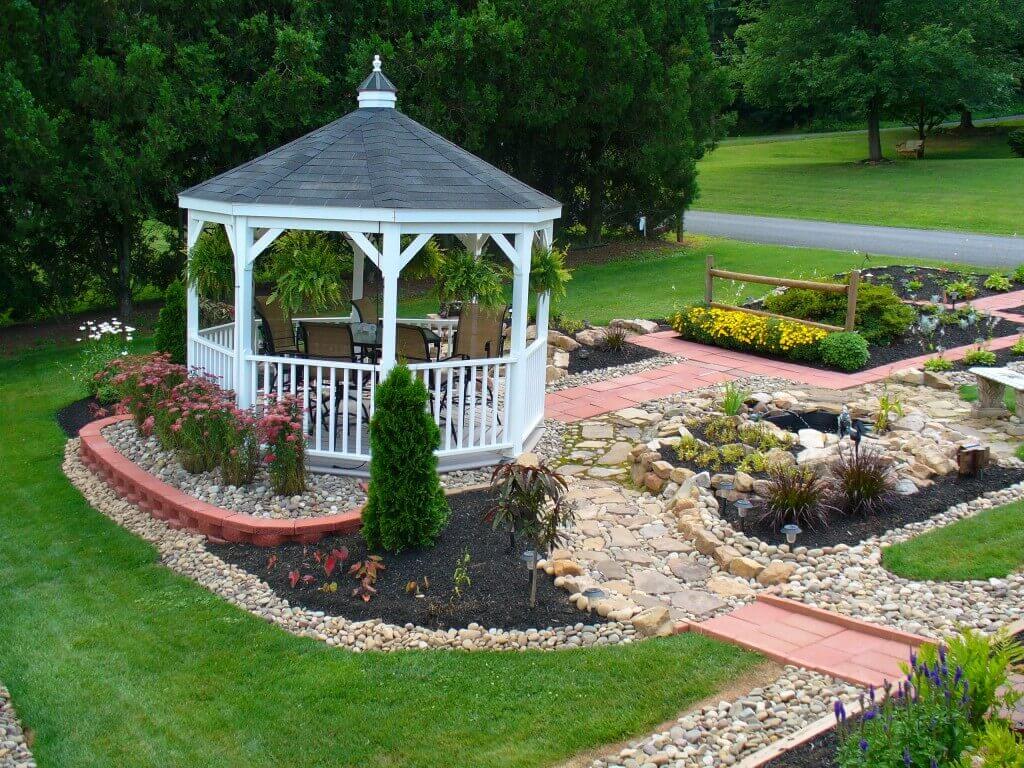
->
[64,439,636,651]
[586,666,862,768]
[0,684,34,768]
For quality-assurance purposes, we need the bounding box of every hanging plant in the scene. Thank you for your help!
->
[530,245,572,300]
[268,231,352,314]
[434,249,506,308]
[403,237,445,281]
[186,226,234,300]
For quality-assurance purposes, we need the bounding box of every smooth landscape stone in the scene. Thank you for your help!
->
[668,561,710,582]
[670,589,725,616]
[633,570,684,595]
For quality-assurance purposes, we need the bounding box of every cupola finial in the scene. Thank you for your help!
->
[357,54,397,108]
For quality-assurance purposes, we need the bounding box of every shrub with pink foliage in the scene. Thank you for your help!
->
[220,404,261,486]
[97,353,187,427]
[259,394,306,495]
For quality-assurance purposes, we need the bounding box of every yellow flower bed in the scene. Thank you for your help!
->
[670,305,828,361]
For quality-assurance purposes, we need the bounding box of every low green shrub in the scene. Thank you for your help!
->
[764,283,914,344]
[964,347,998,366]
[362,364,449,552]
[945,279,978,300]
[1014,264,1024,284]
[984,273,1013,292]
[924,356,954,372]
[1011,336,1024,355]
[819,332,869,372]
[1009,128,1024,158]
[155,280,187,364]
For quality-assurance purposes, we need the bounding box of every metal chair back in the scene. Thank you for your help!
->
[352,297,379,325]
[300,322,356,362]
[255,295,298,355]
[453,303,508,359]
[396,323,433,363]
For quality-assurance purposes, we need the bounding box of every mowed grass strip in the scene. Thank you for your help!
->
[0,343,761,768]
[882,500,1024,581]
[696,123,1024,234]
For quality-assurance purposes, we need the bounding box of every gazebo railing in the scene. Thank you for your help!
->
[192,323,236,390]
[242,351,515,462]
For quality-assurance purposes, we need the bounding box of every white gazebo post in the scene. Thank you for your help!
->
[507,228,533,454]
[184,216,203,370]
[378,224,401,375]
[229,216,255,407]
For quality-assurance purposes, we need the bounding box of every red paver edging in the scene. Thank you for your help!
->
[755,594,933,647]
[78,415,362,546]
[692,594,933,687]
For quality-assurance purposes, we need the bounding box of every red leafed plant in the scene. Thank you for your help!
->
[324,547,348,577]
[349,556,385,602]
[288,570,301,588]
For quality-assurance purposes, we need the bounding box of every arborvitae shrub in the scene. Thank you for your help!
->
[155,280,187,364]
[362,364,449,552]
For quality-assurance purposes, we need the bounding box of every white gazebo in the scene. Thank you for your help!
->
[178,56,561,474]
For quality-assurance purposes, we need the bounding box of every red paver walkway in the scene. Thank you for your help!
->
[692,596,930,687]
[547,322,1024,423]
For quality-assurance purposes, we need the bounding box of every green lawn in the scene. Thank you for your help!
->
[400,236,976,326]
[697,123,1024,234]
[958,383,1017,414]
[882,500,1024,581]
[0,343,761,768]
[536,236,968,326]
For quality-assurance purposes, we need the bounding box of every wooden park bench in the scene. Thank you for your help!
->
[969,366,1024,417]
[896,139,925,159]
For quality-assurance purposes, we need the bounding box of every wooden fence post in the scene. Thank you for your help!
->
[705,255,714,304]
[845,269,860,331]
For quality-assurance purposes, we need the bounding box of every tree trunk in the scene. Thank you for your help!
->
[118,220,133,321]
[676,202,686,243]
[866,101,883,162]
[959,108,974,130]
[584,175,603,245]
[917,104,927,141]
[529,561,538,608]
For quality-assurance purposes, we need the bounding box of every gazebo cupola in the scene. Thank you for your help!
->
[357,55,397,108]
[178,56,561,474]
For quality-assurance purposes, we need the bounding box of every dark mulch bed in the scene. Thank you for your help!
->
[862,315,1023,369]
[675,311,1023,373]
[567,340,663,374]
[854,265,1017,303]
[761,725,840,768]
[719,465,1024,549]
[948,345,1022,372]
[208,487,603,630]
[56,395,108,438]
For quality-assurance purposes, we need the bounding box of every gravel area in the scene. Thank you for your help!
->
[64,439,633,650]
[0,685,34,768]
[548,353,684,392]
[102,419,496,519]
[587,667,861,768]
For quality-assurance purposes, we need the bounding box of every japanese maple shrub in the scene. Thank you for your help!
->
[259,394,306,495]
[362,364,449,552]
[487,458,574,607]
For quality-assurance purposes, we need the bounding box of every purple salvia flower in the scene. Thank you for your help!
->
[860,739,869,753]
[903,747,912,767]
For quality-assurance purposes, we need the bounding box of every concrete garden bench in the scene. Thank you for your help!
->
[896,138,925,158]
[969,366,1024,417]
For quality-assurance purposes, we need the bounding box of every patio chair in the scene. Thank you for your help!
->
[352,297,380,325]
[437,303,510,442]
[255,295,299,356]
[298,322,370,435]
[396,323,435,364]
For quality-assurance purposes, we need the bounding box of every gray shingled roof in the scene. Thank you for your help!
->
[180,108,560,210]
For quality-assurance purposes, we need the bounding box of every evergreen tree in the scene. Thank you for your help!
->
[362,365,449,553]
[154,280,187,364]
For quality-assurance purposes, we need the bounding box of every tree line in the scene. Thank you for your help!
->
[2,0,1021,322]
[0,0,727,321]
